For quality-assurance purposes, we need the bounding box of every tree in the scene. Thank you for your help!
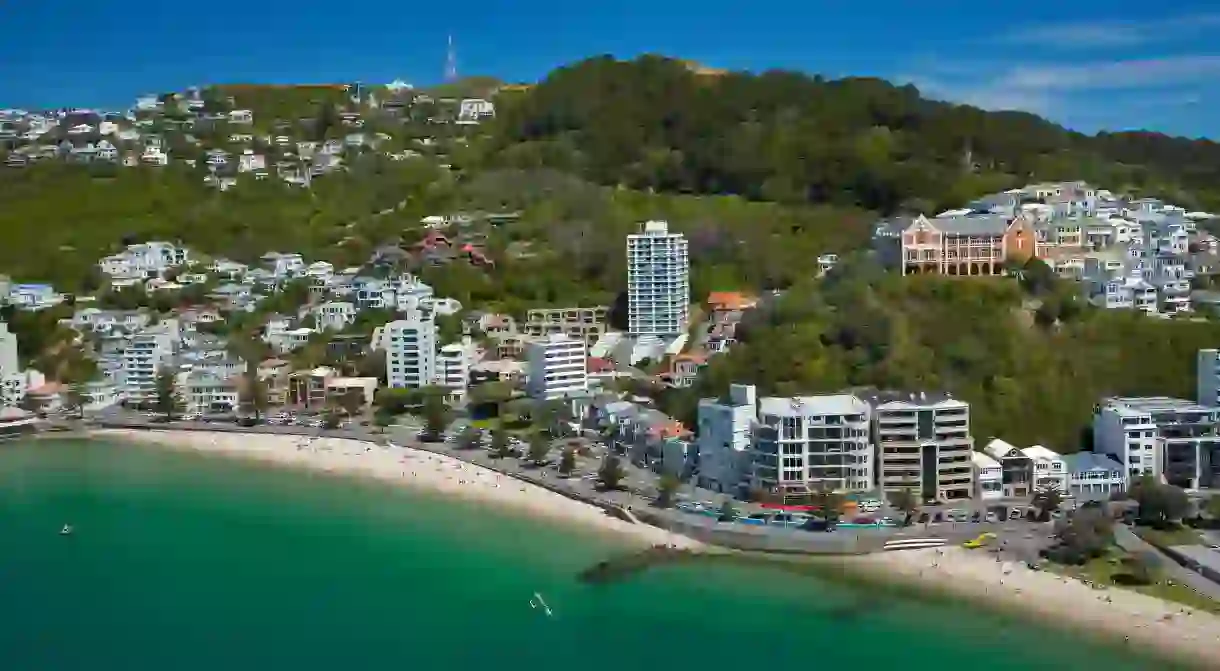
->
[1032,484,1065,520]
[321,409,341,430]
[808,483,846,524]
[558,447,577,476]
[526,431,550,465]
[717,499,737,522]
[456,426,481,450]
[422,391,448,440]
[1204,495,1220,520]
[656,472,681,508]
[237,359,268,421]
[1130,476,1190,527]
[889,487,919,524]
[64,387,87,419]
[1044,506,1114,565]
[154,369,180,420]
[489,424,512,458]
[337,388,365,419]
[597,454,625,490]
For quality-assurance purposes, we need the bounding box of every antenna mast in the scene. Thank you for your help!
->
[445,34,458,82]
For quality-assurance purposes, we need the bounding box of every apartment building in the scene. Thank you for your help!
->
[383,309,437,389]
[520,306,609,348]
[434,339,472,400]
[750,394,874,495]
[178,372,238,415]
[696,384,758,494]
[626,220,690,337]
[861,390,974,502]
[1094,396,1220,489]
[873,213,1039,277]
[525,334,588,401]
[122,328,175,406]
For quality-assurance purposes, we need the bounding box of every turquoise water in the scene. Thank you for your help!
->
[0,440,1187,670]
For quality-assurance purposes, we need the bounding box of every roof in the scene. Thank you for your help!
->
[971,452,1000,468]
[1022,445,1061,461]
[758,394,868,417]
[1061,452,1123,473]
[706,291,757,311]
[983,438,1022,460]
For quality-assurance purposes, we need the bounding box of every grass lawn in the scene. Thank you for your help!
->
[1135,525,1204,547]
[1048,549,1220,614]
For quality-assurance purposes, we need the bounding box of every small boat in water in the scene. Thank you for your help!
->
[60,524,73,536]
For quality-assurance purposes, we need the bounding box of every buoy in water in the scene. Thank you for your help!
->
[60,524,73,536]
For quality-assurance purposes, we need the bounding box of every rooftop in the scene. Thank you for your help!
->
[758,394,868,417]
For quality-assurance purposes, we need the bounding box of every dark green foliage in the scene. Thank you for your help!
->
[483,55,1220,213]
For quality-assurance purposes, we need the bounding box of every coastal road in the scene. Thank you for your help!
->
[1113,525,1220,600]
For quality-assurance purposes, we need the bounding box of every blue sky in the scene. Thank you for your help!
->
[3,0,1218,138]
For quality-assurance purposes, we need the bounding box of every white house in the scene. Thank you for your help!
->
[1061,452,1126,500]
[228,109,254,125]
[1094,396,1220,490]
[312,301,357,332]
[971,451,1003,501]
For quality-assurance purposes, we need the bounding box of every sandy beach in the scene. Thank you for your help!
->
[92,428,703,550]
[848,546,1220,668]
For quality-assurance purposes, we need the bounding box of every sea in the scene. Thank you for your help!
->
[0,439,1189,670]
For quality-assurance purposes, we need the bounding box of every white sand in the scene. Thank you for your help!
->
[852,546,1220,667]
[93,429,702,550]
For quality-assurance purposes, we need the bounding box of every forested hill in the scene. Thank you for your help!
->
[481,55,1220,214]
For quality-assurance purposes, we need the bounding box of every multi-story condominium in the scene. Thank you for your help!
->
[1062,452,1126,500]
[696,384,758,494]
[981,439,1067,497]
[121,328,175,406]
[1093,396,1220,490]
[750,394,874,495]
[872,213,1038,276]
[434,339,472,401]
[525,334,588,401]
[627,220,690,337]
[862,390,974,502]
[971,452,1003,501]
[520,306,609,348]
[384,309,437,389]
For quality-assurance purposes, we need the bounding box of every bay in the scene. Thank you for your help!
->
[0,440,1183,670]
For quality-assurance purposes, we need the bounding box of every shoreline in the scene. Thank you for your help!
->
[76,428,1220,665]
[834,547,1220,669]
[89,428,705,551]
